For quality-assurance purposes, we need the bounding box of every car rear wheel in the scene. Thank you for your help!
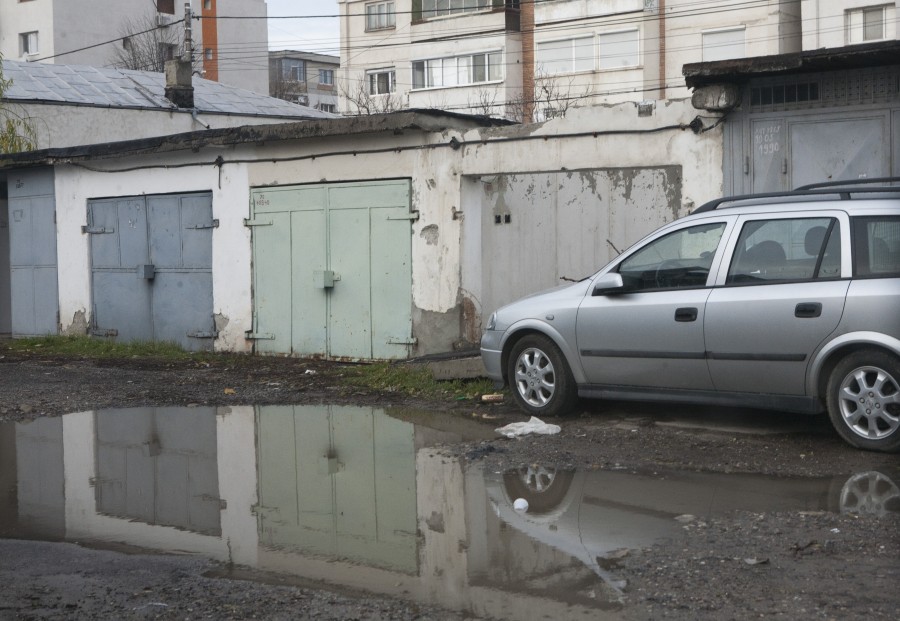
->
[826,349,900,453]
[507,334,578,417]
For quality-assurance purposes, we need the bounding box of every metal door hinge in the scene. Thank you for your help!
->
[245,331,275,340]
[387,211,420,221]
[187,219,219,230]
[90,328,119,337]
[243,219,273,227]
[387,336,418,345]
[82,225,115,234]
[187,330,219,339]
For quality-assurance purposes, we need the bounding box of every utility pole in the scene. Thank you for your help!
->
[183,2,193,63]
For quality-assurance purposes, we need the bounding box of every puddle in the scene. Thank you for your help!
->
[1,406,897,619]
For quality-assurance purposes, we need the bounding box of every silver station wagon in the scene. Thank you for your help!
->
[480,180,900,453]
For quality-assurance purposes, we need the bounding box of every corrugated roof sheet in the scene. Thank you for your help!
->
[1,59,335,119]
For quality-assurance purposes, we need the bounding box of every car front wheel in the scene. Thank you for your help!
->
[507,334,578,417]
[826,349,900,453]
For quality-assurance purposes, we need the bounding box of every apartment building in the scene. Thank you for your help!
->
[0,0,269,95]
[338,0,897,119]
[269,50,340,113]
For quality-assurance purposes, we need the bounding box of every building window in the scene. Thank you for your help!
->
[412,52,502,89]
[419,0,494,19]
[537,37,593,74]
[319,103,337,113]
[19,31,38,56]
[701,26,745,62]
[282,59,306,82]
[366,2,395,30]
[846,6,887,43]
[368,69,396,95]
[157,0,175,15]
[598,29,640,69]
[319,69,334,85]
[158,42,177,64]
[204,0,213,9]
[204,48,214,60]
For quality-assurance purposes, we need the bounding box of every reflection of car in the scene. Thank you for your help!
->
[486,466,900,593]
[480,179,900,452]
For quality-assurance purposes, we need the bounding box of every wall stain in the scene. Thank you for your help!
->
[420,224,439,246]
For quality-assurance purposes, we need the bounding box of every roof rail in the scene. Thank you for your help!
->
[693,177,900,214]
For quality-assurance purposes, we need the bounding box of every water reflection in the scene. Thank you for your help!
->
[0,406,897,619]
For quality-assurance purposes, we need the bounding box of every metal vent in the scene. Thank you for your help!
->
[749,68,900,111]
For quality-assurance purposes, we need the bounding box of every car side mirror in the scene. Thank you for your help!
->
[592,273,625,296]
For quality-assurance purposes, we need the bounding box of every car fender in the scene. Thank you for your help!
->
[807,331,900,397]
[500,318,588,384]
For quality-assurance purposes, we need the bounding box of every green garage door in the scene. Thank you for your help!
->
[249,180,414,360]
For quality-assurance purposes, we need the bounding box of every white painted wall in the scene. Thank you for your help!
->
[0,0,55,61]
[216,0,269,94]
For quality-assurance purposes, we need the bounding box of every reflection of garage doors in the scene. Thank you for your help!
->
[248,180,414,360]
[86,194,216,351]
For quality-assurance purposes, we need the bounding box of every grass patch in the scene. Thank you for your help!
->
[0,335,208,360]
[346,361,497,400]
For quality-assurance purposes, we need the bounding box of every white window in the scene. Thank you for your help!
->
[19,31,38,56]
[282,59,305,82]
[421,0,492,19]
[319,69,334,86]
[368,69,396,95]
[204,0,212,9]
[846,6,887,43]
[702,27,745,62]
[204,48,213,60]
[598,29,640,69]
[319,103,337,113]
[412,52,502,89]
[536,37,594,74]
[366,2,395,30]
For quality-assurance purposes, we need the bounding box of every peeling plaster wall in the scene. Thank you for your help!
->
[53,153,254,353]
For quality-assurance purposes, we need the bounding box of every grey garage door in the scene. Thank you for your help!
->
[86,194,216,351]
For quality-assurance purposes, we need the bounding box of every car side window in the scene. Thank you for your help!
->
[853,216,900,277]
[726,217,841,284]
[617,222,726,291]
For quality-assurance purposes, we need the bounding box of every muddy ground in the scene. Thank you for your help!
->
[1,349,898,620]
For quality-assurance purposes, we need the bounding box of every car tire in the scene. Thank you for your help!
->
[507,334,578,417]
[826,349,900,453]
[503,466,575,515]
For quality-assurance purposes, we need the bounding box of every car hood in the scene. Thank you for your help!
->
[492,280,591,330]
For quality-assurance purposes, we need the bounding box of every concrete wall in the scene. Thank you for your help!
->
[216,0,269,94]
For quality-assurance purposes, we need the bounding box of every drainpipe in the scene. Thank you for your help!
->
[658,0,666,99]
[521,0,534,122]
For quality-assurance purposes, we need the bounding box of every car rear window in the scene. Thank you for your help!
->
[853,216,900,277]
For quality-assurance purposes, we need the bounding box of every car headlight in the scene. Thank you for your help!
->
[485,312,497,331]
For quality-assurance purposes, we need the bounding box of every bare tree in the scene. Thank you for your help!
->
[339,77,402,115]
[0,56,37,153]
[467,87,501,117]
[506,68,592,123]
[109,8,185,73]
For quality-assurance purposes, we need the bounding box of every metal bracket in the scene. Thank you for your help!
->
[90,328,119,337]
[81,226,115,234]
[387,336,418,345]
[187,331,219,339]
[387,211,420,221]
[245,332,275,340]
[243,219,273,227]
[187,219,219,229]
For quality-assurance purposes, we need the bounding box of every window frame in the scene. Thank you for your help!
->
[597,28,640,71]
[282,59,306,83]
[19,31,38,56]
[536,36,595,75]
[701,26,746,63]
[411,51,502,90]
[367,69,396,95]
[318,68,335,86]
[852,215,900,278]
[846,5,887,43]
[366,1,396,31]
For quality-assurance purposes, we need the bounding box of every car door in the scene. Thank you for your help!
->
[704,212,851,396]
[576,219,731,390]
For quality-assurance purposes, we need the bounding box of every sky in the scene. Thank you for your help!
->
[266,0,341,55]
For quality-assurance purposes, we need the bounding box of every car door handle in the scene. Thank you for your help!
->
[674,307,698,322]
[795,302,822,318]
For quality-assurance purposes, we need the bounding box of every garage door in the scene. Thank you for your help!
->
[86,193,216,351]
[248,180,414,360]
